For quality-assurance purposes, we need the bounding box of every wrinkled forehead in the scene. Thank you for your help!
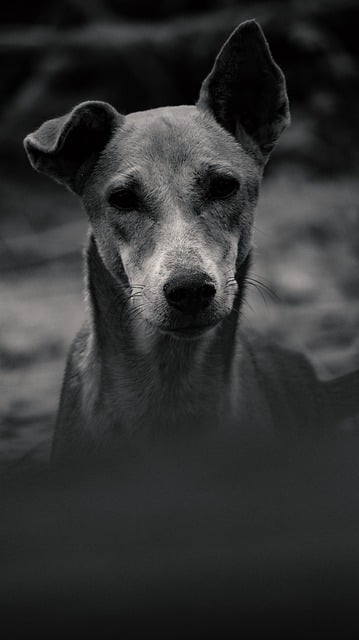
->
[96,105,256,184]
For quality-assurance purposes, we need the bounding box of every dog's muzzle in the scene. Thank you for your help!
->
[163,272,216,315]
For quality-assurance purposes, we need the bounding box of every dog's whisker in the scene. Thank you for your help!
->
[246,281,271,311]
[224,277,237,290]
[243,298,254,314]
[247,277,280,302]
[118,292,144,330]
[232,301,253,320]
[126,304,146,326]
[253,224,273,238]
[259,285,279,303]
[250,272,278,291]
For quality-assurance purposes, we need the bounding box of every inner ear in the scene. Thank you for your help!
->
[56,107,112,176]
[24,101,121,193]
[197,20,290,160]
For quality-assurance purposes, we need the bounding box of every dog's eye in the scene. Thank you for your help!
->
[208,175,239,200]
[108,188,139,211]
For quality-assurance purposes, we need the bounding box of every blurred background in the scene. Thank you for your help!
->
[1,3,359,630]
[0,0,358,465]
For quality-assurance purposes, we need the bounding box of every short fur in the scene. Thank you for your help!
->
[24,21,358,461]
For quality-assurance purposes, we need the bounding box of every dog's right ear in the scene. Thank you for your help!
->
[197,20,290,162]
[24,101,120,193]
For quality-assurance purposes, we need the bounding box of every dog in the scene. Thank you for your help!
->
[24,20,358,461]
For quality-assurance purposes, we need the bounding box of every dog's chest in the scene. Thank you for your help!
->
[98,339,276,440]
[102,347,236,437]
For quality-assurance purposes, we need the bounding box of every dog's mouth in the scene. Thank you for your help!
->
[160,322,218,339]
[138,254,252,340]
[154,309,228,339]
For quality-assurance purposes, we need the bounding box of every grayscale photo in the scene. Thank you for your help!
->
[1,0,359,634]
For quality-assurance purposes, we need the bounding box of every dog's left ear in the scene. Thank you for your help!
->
[24,100,120,193]
[197,20,290,161]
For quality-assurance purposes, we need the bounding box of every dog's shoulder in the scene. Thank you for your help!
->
[51,321,101,460]
[238,330,331,435]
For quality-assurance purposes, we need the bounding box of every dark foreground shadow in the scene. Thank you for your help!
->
[2,432,359,635]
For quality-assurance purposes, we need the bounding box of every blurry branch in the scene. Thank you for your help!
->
[65,0,118,23]
[0,9,246,52]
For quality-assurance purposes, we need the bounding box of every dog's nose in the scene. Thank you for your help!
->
[163,273,216,314]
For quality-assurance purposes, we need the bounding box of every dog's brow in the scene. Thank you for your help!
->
[201,162,240,177]
[105,171,141,195]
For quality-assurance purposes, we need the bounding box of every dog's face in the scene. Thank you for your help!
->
[83,106,260,335]
[24,20,289,337]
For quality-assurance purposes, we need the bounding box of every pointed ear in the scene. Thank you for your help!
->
[197,20,290,161]
[24,101,120,193]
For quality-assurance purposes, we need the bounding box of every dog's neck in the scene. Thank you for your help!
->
[85,235,249,437]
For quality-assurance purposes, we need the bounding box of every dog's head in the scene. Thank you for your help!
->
[24,20,289,338]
